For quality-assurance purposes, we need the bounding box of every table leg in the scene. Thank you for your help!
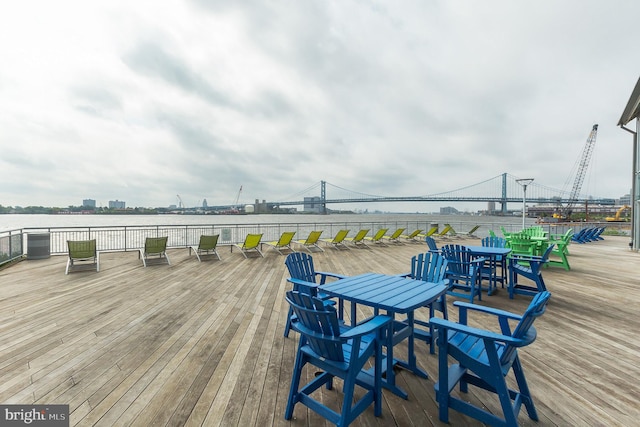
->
[393,311,428,379]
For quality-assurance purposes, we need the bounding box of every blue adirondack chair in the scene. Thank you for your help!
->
[401,251,449,353]
[481,236,508,288]
[284,291,392,426]
[508,244,554,299]
[283,252,346,337]
[425,236,439,252]
[440,244,485,303]
[432,291,552,426]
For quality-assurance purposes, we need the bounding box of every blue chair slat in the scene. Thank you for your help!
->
[425,236,439,252]
[285,291,391,426]
[432,291,551,426]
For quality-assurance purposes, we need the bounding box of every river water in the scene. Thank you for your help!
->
[1,213,528,234]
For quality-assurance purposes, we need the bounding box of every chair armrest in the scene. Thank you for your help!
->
[316,271,347,279]
[508,254,543,263]
[452,301,523,321]
[341,315,392,339]
[287,278,319,294]
[430,317,528,346]
[316,271,347,285]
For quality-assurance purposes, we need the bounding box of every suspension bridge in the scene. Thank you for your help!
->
[204,173,615,214]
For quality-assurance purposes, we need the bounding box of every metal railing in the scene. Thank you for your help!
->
[0,219,626,267]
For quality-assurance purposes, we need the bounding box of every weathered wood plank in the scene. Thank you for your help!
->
[0,236,638,426]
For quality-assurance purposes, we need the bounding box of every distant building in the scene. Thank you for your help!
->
[440,206,459,215]
[619,193,631,205]
[304,197,324,213]
[83,199,96,208]
[109,200,126,209]
[202,199,208,209]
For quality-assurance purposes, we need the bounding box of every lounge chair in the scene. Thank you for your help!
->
[344,229,369,247]
[382,227,405,244]
[364,228,388,246]
[294,230,324,253]
[264,231,296,255]
[443,223,464,239]
[434,224,453,239]
[322,229,350,250]
[465,225,481,238]
[232,233,264,258]
[139,236,170,267]
[399,229,423,243]
[417,225,438,240]
[189,234,221,262]
[65,239,99,274]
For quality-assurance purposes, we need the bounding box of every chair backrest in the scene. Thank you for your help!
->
[424,225,438,237]
[285,252,317,283]
[371,228,387,241]
[243,233,263,249]
[409,252,448,283]
[332,229,350,243]
[440,244,477,275]
[438,225,452,236]
[351,229,369,242]
[304,230,323,244]
[388,228,405,239]
[501,291,551,364]
[481,236,506,248]
[407,229,423,238]
[276,231,296,246]
[466,225,480,235]
[198,235,219,250]
[508,234,534,254]
[539,244,555,262]
[286,290,343,361]
[68,240,96,259]
[145,237,168,254]
[425,236,438,251]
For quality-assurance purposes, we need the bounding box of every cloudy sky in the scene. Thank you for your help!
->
[1,0,638,210]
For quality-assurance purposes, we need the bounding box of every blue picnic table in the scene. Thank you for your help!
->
[320,273,448,399]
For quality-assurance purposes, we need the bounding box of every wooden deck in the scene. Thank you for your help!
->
[0,236,638,426]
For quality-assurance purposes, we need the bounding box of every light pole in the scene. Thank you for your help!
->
[516,178,534,230]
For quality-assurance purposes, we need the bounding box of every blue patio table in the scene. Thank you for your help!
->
[320,273,448,399]
[465,246,512,295]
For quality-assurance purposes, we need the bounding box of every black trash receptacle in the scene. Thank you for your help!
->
[27,233,51,259]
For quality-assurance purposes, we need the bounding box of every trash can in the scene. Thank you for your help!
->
[27,233,51,260]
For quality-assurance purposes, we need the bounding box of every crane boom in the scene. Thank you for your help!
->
[233,186,242,208]
[564,124,598,216]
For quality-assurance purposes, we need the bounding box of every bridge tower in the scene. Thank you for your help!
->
[500,173,508,215]
[320,180,327,214]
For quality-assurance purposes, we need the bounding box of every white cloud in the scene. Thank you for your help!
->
[0,0,637,209]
